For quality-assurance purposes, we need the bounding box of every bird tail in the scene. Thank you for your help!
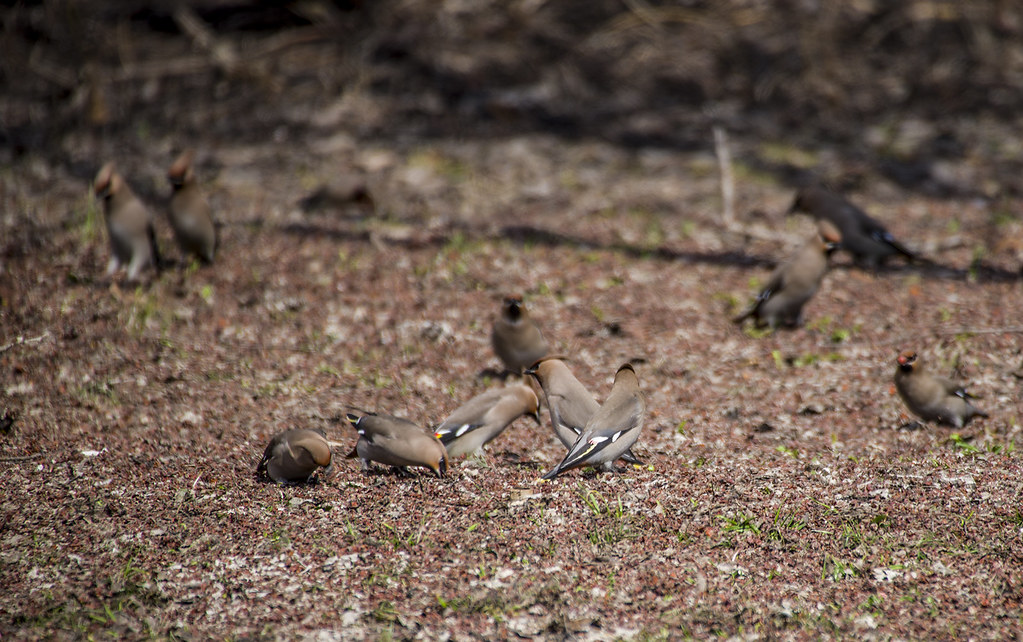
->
[874,231,916,261]
[620,448,643,465]
[889,238,917,261]
[540,465,563,481]
[211,222,222,262]
[542,434,615,480]
[149,226,164,273]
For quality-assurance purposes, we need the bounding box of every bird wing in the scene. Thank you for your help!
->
[434,421,484,444]
[755,270,786,304]
[620,448,643,465]
[542,396,644,479]
[257,434,284,476]
[934,375,977,400]
[733,270,784,323]
[859,216,915,259]
[257,446,273,475]
[358,415,416,442]
[548,393,589,435]
[433,389,506,442]
[288,431,331,467]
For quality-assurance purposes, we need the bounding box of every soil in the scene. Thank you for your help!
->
[2,2,1023,640]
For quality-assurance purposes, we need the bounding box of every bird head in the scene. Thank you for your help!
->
[502,295,525,321]
[432,455,447,478]
[787,194,804,215]
[525,355,569,380]
[818,220,842,254]
[896,350,917,372]
[167,149,196,189]
[613,362,640,389]
[525,389,542,424]
[788,185,827,216]
[93,162,120,200]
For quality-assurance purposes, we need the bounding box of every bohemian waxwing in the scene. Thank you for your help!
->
[491,295,548,374]
[894,350,989,428]
[434,384,540,457]
[526,357,643,465]
[789,186,915,267]
[733,222,840,330]
[345,412,447,477]
[167,149,217,264]
[257,428,336,484]
[540,363,645,480]
[93,162,161,281]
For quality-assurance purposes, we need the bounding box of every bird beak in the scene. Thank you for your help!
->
[529,410,542,425]
[436,457,447,478]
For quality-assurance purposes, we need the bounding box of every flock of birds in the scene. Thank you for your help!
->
[91,156,990,485]
[257,296,649,484]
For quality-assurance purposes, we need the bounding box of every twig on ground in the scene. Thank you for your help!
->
[713,127,797,246]
[938,326,1023,336]
[713,126,736,230]
[0,331,51,355]
[0,452,46,462]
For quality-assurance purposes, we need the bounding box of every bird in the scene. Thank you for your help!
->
[789,186,916,267]
[345,412,447,477]
[491,295,549,374]
[93,162,161,281]
[526,356,643,465]
[540,363,645,480]
[733,222,841,330]
[257,429,337,484]
[893,350,989,428]
[434,384,541,457]
[167,149,217,264]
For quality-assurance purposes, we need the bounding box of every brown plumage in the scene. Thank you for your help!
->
[894,350,988,428]
[491,295,549,374]
[434,384,540,457]
[526,357,643,465]
[540,363,645,480]
[733,223,840,330]
[346,412,447,477]
[257,429,336,484]
[789,186,916,267]
[167,149,217,264]
[93,162,161,281]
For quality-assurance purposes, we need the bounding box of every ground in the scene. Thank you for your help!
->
[2,2,1023,640]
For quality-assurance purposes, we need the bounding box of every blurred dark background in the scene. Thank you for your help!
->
[2,0,1022,194]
